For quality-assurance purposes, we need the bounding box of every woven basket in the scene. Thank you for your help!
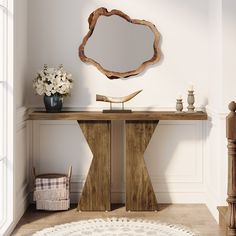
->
[36,199,70,211]
[33,167,72,211]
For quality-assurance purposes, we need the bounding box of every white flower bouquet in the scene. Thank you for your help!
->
[33,64,73,97]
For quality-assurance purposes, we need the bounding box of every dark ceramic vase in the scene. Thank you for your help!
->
[44,94,63,113]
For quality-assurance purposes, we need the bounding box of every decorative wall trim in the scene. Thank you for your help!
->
[4,192,31,236]
[32,119,206,204]
[68,192,206,204]
[14,106,31,235]
[16,182,29,199]
[206,106,227,120]
[69,181,205,194]
[15,192,30,225]
[70,175,87,183]
[16,106,28,132]
[148,121,204,186]
[205,105,228,221]
[206,191,221,223]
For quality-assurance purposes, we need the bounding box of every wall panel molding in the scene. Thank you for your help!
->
[205,105,228,221]
[15,106,30,229]
[32,119,207,204]
[206,106,227,120]
[146,121,205,188]
[16,106,28,132]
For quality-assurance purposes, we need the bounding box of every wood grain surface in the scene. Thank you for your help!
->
[126,120,159,211]
[12,204,225,236]
[77,121,111,211]
[226,101,236,236]
[79,7,161,79]
[29,110,207,212]
[28,111,207,121]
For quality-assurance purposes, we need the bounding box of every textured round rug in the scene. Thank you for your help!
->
[33,218,197,236]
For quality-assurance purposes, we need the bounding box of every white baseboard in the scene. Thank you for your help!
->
[15,192,30,223]
[205,191,220,222]
[4,192,30,236]
[69,192,205,205]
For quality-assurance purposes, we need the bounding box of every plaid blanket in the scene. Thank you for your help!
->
[34,176,70,202]
[35,177,69,191]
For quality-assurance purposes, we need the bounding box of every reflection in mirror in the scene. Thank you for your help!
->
[85,15,154,73]
[79,8,161,79]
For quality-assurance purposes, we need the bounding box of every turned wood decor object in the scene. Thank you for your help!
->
[96,90,142,112]
[187,90,195,112]
[77,121,111,211]
[79,7,161,79]
[126,120,159,211]
[176,98,183,112]
[226,101,236,236]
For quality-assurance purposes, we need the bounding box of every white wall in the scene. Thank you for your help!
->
[27,0,209,110]
[14,0,28,108]
[205,0,236,221]
[205,0,225,220]
[208,0,222,112]
[205,111,227,220]
[13,0,30,233]
[27,0,209,208]
[32,120,205,204]
[222,0,236,111]
[23,0,236,223]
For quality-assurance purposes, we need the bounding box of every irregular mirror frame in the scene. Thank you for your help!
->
[85,15,155,75]
[79,8,161,79]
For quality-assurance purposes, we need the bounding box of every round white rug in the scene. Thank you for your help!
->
[33,218,197,236]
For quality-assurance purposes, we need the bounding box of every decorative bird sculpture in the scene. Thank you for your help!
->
[96,89,142,112]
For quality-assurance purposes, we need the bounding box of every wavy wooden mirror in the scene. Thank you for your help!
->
[79,8,161,79]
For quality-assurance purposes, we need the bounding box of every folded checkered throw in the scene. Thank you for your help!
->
[35,177,69,191]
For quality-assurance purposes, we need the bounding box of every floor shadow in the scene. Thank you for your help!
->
[111,203,125,211]
[12,203,224,236]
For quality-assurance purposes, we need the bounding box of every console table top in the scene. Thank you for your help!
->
[28,111,207,120]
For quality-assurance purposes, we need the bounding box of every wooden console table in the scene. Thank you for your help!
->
[29,111,207,211]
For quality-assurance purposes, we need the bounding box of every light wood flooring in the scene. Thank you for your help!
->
[12,204,225,236]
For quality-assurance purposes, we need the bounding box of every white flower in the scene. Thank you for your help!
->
[45,84,53,92]
[33,64,73,96]
[35,84,44,95]
[47,68,54,74]
[45,91,51,96]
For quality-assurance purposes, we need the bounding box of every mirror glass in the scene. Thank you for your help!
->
[79,8,161,79]
[85,15,154,73]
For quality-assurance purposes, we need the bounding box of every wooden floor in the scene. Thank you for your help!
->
[12,204,225,236]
